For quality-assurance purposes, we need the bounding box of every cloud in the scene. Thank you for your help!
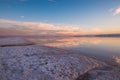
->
[20,0,28,2]
[0,19,84,31]
[0,19,17,25]
[20,16,25,18]
[0,19,85,36]
[0,19,107,36]
[112,6,120,15]
[0,19,57,30]
[91,28,102,33]
[48,0,56,2]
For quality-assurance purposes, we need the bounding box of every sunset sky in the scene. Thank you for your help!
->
[0,0,120,36]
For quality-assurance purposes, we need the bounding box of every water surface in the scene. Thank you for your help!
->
[28,37,120,65]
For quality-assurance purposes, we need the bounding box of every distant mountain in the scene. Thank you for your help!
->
[94,34,120,37]
[74,34,120,37]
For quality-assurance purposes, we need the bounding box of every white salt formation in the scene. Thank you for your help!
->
[0,46,104,80]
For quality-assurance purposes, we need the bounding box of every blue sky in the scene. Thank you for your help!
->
[0,0,120,35]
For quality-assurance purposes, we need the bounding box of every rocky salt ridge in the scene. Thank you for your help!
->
[0,37,120,80]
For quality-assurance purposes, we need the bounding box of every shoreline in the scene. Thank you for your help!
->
[0,37,120,80]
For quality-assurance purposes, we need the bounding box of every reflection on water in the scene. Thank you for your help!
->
[113,56,120,64]
[43,37,102,47]
[28,37,120,64]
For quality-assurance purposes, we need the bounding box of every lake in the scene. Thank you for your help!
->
[28,37,120,65]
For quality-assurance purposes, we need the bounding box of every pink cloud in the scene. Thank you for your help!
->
[0,19,87,36]
[0,19,110,36]
[0,19,84,31]
[113,6,120,15]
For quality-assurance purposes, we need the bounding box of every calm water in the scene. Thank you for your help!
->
[28,37,120,64]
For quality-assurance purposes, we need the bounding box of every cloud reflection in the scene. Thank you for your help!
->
[113,56,120,64]
[42,37,102,48]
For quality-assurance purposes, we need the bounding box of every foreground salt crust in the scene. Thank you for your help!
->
[0,45,103,80]
[0,37,33,46]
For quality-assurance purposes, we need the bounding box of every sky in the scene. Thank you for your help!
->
[0,0,120,36]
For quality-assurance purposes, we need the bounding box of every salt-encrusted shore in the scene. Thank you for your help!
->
[0,37,120,80]
[0,37,33,47]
